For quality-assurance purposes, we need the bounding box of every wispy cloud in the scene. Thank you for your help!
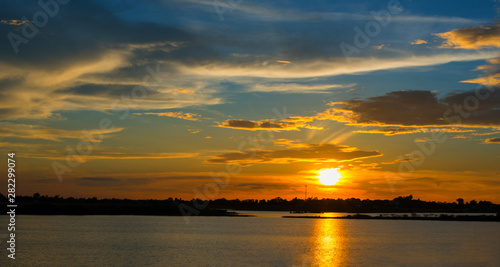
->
[134,111,201,121]
[179,0,481,24]
[273,139,310,148]
[357,127,475,136]
[411,39,428,45]
[436,23,500,49]
[179,52,498,78]
[461,58,500,86]
[0,122,123,142]
[373,44,387,50]
[247,83,356,94]
[21,152,198,162]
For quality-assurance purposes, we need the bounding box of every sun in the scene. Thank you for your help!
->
[317,168,342,185]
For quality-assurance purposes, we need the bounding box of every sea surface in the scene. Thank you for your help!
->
[1,212,499,266]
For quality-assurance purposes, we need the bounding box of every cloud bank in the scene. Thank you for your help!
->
[207,143,381,165]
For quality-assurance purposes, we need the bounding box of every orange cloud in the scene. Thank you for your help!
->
[461,74,500,86]
[461,58,500,86]
[411,39,428,45]
[356,127,475,136]
[357,128,424,135]
[435,24,500,49]
[0,20,27,26]
[172,88,195,95]
[472,131,500,136]
[134,111,201,121]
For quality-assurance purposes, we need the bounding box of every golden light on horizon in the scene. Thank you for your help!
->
[317,168,342,185]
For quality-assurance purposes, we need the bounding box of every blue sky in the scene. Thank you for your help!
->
[0,0,499,201]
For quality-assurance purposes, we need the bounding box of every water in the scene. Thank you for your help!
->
[1,213,499,266]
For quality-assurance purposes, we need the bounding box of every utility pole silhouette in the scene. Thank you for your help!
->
[305,185,307,201]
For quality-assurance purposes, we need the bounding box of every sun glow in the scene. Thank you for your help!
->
[317,168,342,185]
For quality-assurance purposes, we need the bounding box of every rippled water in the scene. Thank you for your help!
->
[1,213,499,266]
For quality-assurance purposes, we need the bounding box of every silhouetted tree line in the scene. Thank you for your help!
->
[1,193,498,215]
[0,193,227,216]
[208,195,499,213]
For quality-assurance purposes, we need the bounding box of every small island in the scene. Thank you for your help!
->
[284,213,500,222]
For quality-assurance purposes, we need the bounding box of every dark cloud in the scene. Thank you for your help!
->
[218,117,320,131]
[326,88,500,127]
[207,143,381,165]
[485,137,500,143]
[0,0,194,68]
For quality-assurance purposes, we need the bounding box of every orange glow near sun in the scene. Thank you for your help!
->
[317,168,342,185]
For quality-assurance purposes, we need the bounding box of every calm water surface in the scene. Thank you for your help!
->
[1,213,499,266]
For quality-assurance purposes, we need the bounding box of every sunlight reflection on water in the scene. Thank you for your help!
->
[313,219,344,266]
[7,214,499,266]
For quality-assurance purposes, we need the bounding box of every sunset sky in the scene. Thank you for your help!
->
[1,0,499,202]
